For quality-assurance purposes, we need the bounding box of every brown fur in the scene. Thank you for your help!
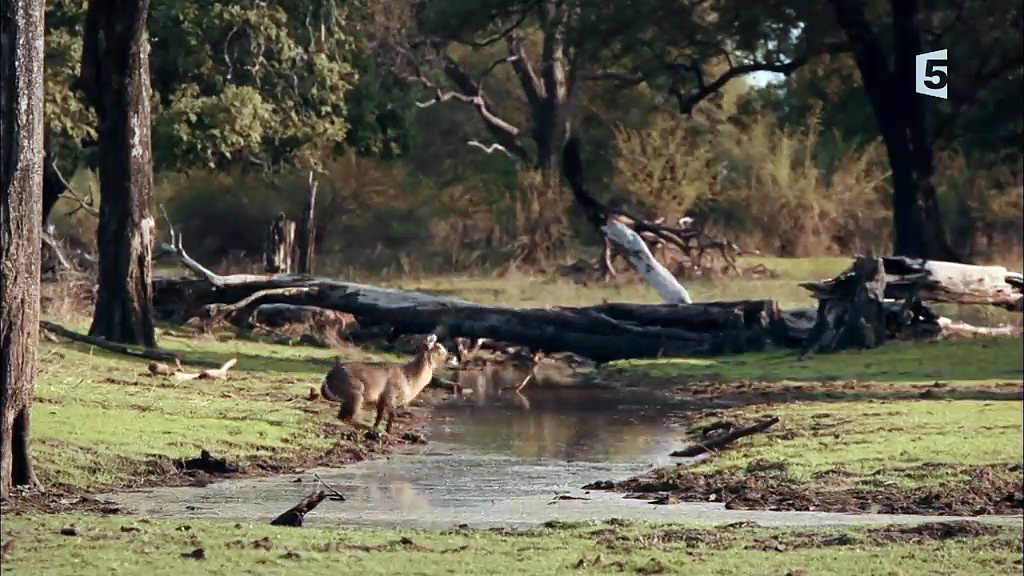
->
[320,334,455,432]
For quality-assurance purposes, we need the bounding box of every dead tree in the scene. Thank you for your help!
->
[800,256,889,357]
[79,0,157,347]
[295,172,318,275]
[799,255,1023,356]
[264,212,296,274]
[1,0,46,497]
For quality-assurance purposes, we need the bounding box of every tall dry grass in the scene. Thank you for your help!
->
[614,106,892,256]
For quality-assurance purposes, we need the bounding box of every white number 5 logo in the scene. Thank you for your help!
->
[915,49,948,100]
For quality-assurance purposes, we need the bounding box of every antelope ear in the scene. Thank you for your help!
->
[425,334,438,346]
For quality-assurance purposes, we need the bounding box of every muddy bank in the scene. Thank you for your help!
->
[585,463,1024,517]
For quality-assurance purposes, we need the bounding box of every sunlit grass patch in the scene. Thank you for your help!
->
[2,514,1021,576]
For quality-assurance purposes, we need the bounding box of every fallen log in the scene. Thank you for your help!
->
[798,255,1022,355]
[802,256,1024,311]
[152,273,790,361]
[670,416,781,457]
[250,304,357,332]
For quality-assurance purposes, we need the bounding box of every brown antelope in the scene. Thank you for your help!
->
[320,334,457,432]
[453,341,543,407]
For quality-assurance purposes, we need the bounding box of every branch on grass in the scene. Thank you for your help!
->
[669,416,781,457]
[40,320,223,368]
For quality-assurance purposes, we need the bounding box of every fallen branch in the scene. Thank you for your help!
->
[203,287,320,322]
[173,358,238,382]
[602,220,692,304]
[40,321,222,368]
[312,473,348,502]
[937,318,1023,339]
[670,416,781,457]
[802,256,1024,312]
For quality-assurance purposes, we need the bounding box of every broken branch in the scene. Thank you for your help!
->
[40,321,222,368]
[670,416,781,457]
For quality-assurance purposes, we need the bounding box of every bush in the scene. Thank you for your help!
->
[614,106,892,256]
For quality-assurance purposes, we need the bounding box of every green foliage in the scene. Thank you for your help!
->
[44,0,95,165]
[148,0,355,170]
[46,0,357,172]
[342,61,417,160]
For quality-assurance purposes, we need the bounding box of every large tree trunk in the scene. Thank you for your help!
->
[80,0,157,347]
[829,0,959,261]
[1,0,45,498]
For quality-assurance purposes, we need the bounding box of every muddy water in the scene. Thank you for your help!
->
[103,387,1020,530]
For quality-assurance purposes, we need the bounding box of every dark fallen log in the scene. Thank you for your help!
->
[270,490,327,527]
[670,416,781,457]
[153,274,785,361]
[584,300,779,331]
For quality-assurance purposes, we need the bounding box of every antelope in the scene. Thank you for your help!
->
[453,340,543,407]
[320,334,457,432]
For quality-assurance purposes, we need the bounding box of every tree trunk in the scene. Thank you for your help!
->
[829,0,959,261]
[295,174,317,275]
[1,0,45,498]
[80,0,157,347]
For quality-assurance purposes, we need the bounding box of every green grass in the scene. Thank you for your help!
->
[611,337,1024,383]
[2,514,1020,576]
[32,327,397,489]
[607,336,1023,496]
[684,399,1023,487]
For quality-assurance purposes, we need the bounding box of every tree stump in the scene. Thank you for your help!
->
[801,255,888,358]
[264,213,296,274]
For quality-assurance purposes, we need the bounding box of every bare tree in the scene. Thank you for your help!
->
[1,0,45,498]
[80,0,157,346]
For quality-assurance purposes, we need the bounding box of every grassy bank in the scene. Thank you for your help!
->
[599,337,1024,515]
[2,514,1021,576]
[29,328,408,492]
